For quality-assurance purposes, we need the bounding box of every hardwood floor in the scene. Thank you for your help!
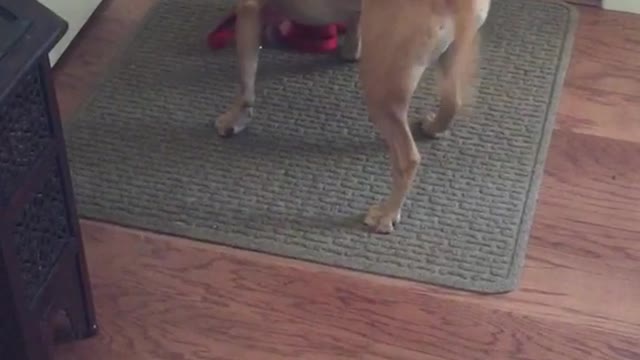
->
[567,0,602,7]
[52,1,640,359]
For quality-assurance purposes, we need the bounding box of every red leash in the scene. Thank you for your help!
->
[207,12,346,53]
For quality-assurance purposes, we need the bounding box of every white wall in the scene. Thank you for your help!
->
[38,0,104,65]
[603,0,640,14]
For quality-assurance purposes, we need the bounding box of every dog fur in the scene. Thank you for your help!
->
[216,0,491,234]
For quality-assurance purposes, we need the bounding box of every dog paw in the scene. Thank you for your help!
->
[215,108,252,138]
[421,113,448,138]
[364,204,401,234]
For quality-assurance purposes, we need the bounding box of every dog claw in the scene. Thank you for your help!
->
[220,127,236,138]
[216,125,243,138]
[364,204,401,234]
[421,113,450,138]
[215,109,251,138]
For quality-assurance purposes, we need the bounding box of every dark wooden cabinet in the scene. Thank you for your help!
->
[0,1,98,359]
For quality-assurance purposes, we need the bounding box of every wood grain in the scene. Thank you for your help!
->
[556,7,640,142]
[565,0,602,7]
[55,216,639,360]
[52,0,640,359]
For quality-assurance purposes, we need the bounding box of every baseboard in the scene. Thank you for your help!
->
[602,0,640,13]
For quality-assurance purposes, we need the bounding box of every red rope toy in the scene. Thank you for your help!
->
[207,11,346,53]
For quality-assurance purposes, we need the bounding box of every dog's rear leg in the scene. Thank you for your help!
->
[360,65,425,234]
[421,46,462,137]
[358,1,435,234]
[422,1,481,138]
[364,106,421,234]
[215,0,263,137]
[421,35,478,137]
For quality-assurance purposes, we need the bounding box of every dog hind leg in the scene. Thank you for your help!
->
[215,0,264,137]
[363,100,422,234]
[422,1,482,137]
[358,2,433,234]
[421,44,464,137]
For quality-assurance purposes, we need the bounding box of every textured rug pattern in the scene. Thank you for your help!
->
[64,0,577,293]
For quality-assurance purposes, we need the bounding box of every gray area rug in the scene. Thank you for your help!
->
[64,0,577,293]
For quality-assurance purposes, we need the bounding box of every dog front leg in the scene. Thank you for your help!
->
[216,0,263,137]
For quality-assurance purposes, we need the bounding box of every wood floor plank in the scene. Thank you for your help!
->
[535,130,640,258]
[556,7,640,142]
[54,220,639,360]
[565,0,602,7]
[563,8,640,97]
[557,86,640,143]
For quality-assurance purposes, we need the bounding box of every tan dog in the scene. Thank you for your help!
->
[216,0,491,234]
